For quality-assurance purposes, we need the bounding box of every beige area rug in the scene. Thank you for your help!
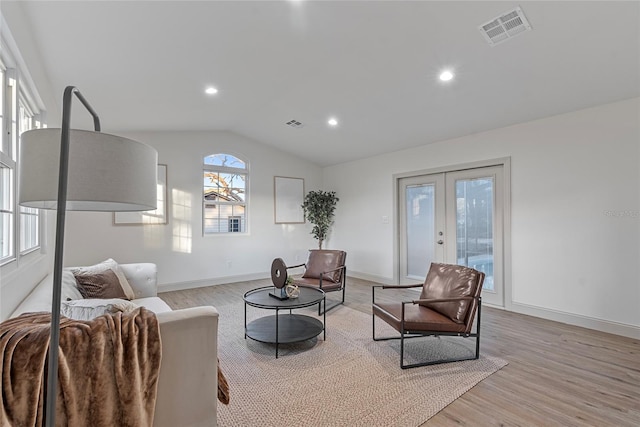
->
[217,303,507,427]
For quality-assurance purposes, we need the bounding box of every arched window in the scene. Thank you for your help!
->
[203,153,248,234]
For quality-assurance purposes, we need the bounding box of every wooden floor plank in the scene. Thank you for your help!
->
[160,277,640,426]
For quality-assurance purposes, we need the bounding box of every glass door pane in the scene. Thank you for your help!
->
[406,184,435,279]
[455,177,495,291]
[445,165,504,307]
[399,173,445,284]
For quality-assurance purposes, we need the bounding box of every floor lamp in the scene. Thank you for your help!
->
[18,86,158,426]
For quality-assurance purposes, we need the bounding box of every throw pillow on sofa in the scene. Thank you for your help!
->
[74,269,128,299]
[71,258,136,300]
[61,298,139,321]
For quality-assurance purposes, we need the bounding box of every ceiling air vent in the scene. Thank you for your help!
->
[479,7,532,46]
[285,119,304,129]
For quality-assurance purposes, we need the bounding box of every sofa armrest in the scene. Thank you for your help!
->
[120,263,158,298]
[154,306,219,427]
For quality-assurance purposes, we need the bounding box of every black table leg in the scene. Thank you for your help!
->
[323,296,326,340]
[275,308,279,358]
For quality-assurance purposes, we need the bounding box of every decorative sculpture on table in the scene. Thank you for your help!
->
[285,279,300,298]
[270,258,289,300]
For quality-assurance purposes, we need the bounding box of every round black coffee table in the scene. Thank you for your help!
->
[243,286,326,358]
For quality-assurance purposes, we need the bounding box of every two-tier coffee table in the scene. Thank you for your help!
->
[243,286,326,358]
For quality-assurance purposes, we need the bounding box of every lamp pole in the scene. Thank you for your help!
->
[44,86,101,426]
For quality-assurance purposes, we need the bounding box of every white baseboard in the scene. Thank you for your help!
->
[508,301,640,340]
[348,270,395,285]
[160,269,392,293]
[159,272,270,292]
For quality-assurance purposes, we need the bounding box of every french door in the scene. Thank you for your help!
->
[399,166,504,307]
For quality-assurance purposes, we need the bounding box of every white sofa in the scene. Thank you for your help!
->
[11,263,219,427]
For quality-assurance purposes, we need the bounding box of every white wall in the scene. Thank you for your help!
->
[0,1,60,123]
[62,130,322,291]
[324,98,640,337]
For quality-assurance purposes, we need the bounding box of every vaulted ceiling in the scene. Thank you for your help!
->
[7,1,640,166]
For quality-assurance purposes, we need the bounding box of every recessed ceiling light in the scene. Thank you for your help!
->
[439,70,454,82]
[205,86,218,95]
[328,118,338,127]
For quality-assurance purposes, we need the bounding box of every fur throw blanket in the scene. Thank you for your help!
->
[0,308,161,426]
[217,359,230,405]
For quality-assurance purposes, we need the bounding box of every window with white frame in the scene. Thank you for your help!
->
[0,161,14,261]
[203,153,247,234]
[0,53,45,265]
[18,95,40,253]
[0,66,16,263]
[0,67,4,152]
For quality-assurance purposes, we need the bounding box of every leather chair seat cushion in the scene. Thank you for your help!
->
[373,302,467,334]
[419,263,481,324]
[301,250,346,283]
[292,277,343,292]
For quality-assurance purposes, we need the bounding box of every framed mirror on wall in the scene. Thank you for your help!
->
[274,176,304,224]
[114,164,168,225]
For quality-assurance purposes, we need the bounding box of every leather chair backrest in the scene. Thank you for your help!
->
[462,270,485,333]
[302,250,346,283]
[419,263,483,324]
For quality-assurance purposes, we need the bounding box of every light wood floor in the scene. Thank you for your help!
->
[161,277,640,426]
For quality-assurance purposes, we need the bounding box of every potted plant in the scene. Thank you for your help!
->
[301,190,339,249]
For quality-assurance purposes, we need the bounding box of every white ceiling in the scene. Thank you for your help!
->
[11,1,640,167]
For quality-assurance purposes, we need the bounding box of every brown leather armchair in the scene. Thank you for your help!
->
[287,250,347,314]
[372,262,484,369]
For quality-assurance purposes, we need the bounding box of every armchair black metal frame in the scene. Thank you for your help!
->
[287,263,346,315]
[372,283,482,369]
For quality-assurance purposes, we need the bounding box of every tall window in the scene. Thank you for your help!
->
[203,153,248,234]
[0,56,45,265]
[0,67,16,263]
[18,96,40,253]
[0,67,5,153]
